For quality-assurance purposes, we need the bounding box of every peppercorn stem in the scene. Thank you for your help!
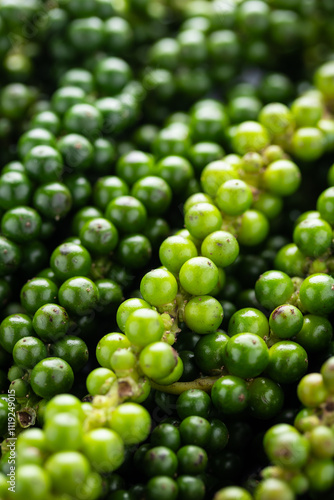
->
[150,376,220,394]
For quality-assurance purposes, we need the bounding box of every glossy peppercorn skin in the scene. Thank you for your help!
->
[267,342,308,384]
[299,274,334,316]
[58,277,99,316]
[33,304,70,342]
[223,333,269,379]
[50,243,92,282]
[20,278,58,315]
[0,171,33,210]
[30,358,74,399]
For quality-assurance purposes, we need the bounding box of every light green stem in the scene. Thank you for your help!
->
[151,376,220,395]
